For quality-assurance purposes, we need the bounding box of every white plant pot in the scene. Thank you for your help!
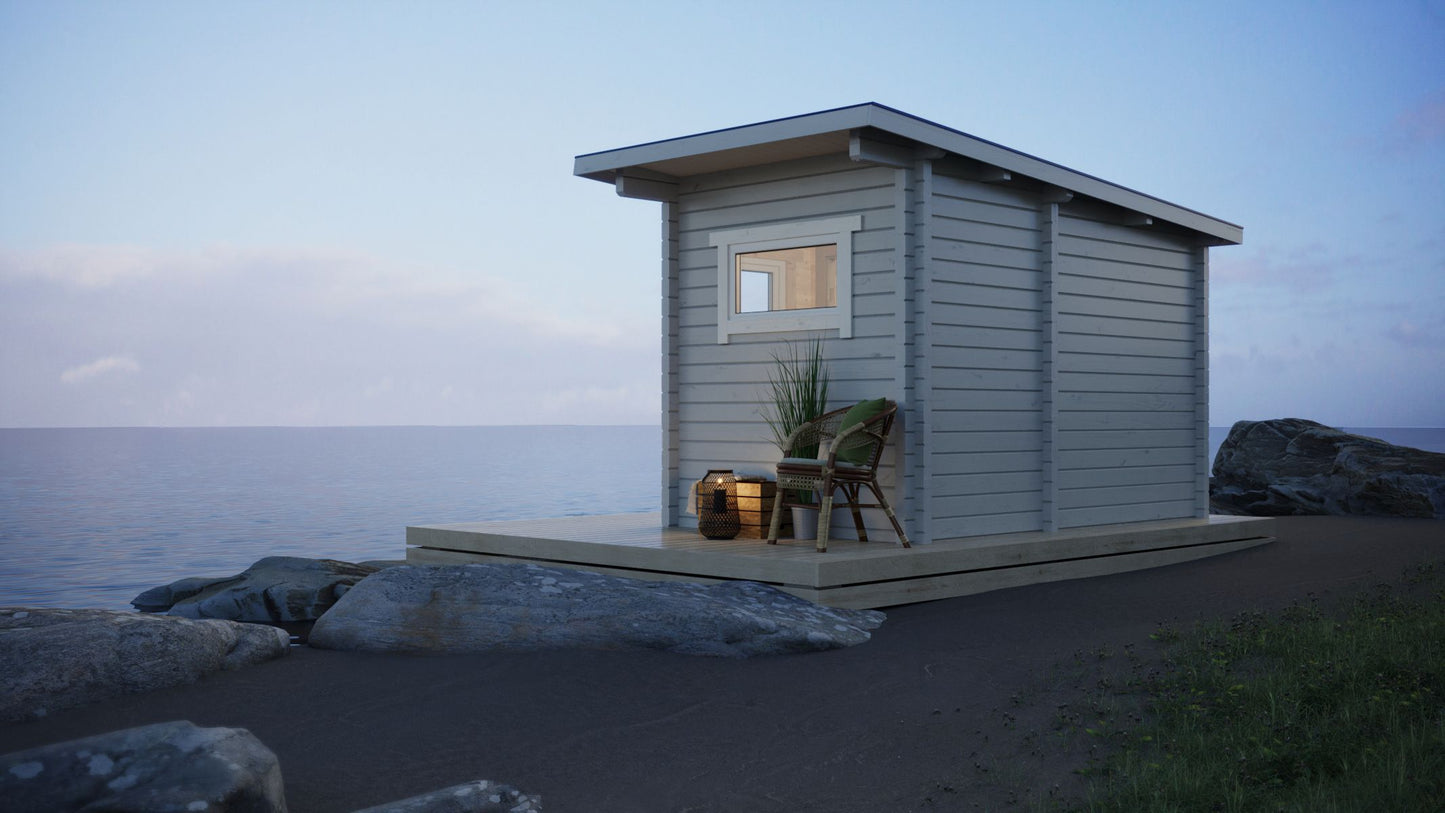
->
[791,506,819,541]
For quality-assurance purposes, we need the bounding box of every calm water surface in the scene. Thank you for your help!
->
[3,424,1441,612]
[0,426,658,610]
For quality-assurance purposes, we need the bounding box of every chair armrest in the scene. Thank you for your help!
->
[824,404,895,467]
[823,419,870,461]
[780,423,807,453]
[824,419,887,467]
[780,406,851,458]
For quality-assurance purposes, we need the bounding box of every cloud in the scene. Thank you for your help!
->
[0,244,214,289]
[1211,243,1356,288]
[537,385,657,423]
[60,355,141,384]
[0,242,657,426]
[1211,329,1445,427]
[0,243,645,350]
[1385,86,1445,151]
[1386,319,1443,349]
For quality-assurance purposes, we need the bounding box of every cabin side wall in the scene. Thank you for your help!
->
[923,174,1207,538]
[926,172,1046,538]
[670,154,904,535]
[1052,206,1203,527]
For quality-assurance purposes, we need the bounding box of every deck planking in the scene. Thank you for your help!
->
[406,512,1275,609]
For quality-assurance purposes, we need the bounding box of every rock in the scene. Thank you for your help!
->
[133,556,380,622]
[130,575,240,612]
[0,608,289,723]
[352,779,540,812]
[309,564,885,658]
[0,720,286,813]
[1211,418,1445,518]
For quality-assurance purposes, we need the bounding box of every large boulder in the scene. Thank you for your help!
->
[0,608,289,723]
[132,556,380,622]
[308,564,885,658]
[1211,418,1445,518]
[353,779,540,812]
[0,720,285,813]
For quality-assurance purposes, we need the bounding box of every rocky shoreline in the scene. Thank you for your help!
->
[2,559,886,812]
[4,516,1440,812]
[4,417,1440,810]
[1211,418,1445,518]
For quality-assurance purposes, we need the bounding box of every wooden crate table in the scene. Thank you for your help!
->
[734,477,789,539]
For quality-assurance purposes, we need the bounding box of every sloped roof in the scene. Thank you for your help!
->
[574,103,1241,246]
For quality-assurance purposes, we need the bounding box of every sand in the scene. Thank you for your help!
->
[2,516,1441,811]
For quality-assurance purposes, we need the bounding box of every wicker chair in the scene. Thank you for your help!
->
[766,400,911,553]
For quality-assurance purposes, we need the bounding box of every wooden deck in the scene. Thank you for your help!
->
[407,512,1276,609]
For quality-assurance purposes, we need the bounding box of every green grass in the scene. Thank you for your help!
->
[1078,565,1445,812]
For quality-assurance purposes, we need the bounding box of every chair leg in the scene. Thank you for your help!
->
[845,483,869,543]
[867,480,911,548]
[766,487,785,545]
[816,476,835,553]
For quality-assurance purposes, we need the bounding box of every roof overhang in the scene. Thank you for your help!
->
[574,103,1242,246]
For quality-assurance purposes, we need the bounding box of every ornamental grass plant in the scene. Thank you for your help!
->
[761,338,831,461]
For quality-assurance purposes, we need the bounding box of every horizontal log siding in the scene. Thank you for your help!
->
[672,154,901,538]
[927,174,1044,537]
[1054,213,1199,527]
[661,202,680,525]
[897,164,923,540]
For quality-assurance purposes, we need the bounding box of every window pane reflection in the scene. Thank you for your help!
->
[735,244,837,314]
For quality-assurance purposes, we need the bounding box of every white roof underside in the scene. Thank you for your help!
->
[574,103,1241,246]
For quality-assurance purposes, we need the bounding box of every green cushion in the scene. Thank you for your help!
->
[836,398,887,465]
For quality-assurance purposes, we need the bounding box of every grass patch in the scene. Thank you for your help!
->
[1079,568,1445,812]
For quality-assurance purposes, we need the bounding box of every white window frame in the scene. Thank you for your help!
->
[737,256,786,313]
[708,215,862,344]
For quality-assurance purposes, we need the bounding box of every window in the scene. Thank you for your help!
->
[709,215,862,343]
[736,245,836,313]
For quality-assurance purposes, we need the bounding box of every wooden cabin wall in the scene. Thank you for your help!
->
[1053,210,1201,527]
[926,172,1046,538]
[923,174,1205,539]
[662,153,1207,539]
[669,154,902,535]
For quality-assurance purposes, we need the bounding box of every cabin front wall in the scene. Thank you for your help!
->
[666,153,905,537]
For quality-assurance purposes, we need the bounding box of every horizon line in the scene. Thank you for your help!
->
[0,423,662,431]
[2,423,1442,431]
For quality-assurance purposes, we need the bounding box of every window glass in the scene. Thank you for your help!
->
[738,269,772,313]
[734,245,837,314]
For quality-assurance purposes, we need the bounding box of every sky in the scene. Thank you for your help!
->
[1,1,1442,428]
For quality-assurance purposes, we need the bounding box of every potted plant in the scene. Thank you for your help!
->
[761,339,830,539]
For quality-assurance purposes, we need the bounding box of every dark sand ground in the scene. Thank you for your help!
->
[3,516,1441,811]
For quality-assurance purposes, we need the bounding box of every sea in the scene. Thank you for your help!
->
[2,424,1442,612]
[0,426,658,611]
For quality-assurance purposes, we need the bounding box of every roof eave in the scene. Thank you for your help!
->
[572,103,878,180]
[574,103,1242,246]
